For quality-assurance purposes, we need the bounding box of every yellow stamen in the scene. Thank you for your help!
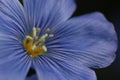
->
[42,45,47,52]
[46,28,50,32]
[23,27,53,57]
[32,27,37,38]
[49,34,54,37]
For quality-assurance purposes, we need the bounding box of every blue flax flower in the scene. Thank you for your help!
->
[0,0,117,80]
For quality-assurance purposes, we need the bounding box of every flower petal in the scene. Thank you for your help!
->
[0,33,23,58]
[23,0,76,31]
[33,56,96,80]
[0,0,27,39]
[0,32,31,80]
[47,12,117,68]
[0,44,31,80]
[0,57,31,80]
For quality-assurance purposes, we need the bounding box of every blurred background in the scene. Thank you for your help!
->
[74,0,120,80]
[19,0,120,80]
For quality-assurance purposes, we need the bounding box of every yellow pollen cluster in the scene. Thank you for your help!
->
[23,27,53,57]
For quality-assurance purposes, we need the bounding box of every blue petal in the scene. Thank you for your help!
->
[33,56,96,80]
[0,45,31,80]
[0,33,23,58]
[0,32,31,80]
[0,13,24,40]
[0,0,28,39]
[47,12,117,68]
[0,57,31,80]
[23,0,76,32]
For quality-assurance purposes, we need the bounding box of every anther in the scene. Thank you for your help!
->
[26,36,33,40]
[49,34,54,37]
[42,45,47,52]
[46,28,50,32]
[32,27,37,38]
[23,27,54,57]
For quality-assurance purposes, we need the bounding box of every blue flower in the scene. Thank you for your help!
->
[0,0,117,80]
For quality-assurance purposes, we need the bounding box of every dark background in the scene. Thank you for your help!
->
[19,0,120,80]
[74,0,120,80]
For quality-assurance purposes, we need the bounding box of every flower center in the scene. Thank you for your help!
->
[23,27,53,57]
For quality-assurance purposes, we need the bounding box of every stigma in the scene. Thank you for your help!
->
[23,27,53,57]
